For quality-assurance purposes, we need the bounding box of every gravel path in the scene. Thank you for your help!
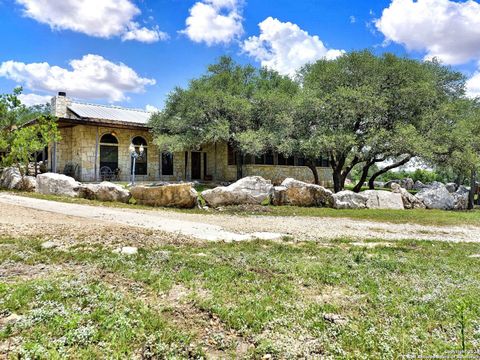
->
[0,193,479,242]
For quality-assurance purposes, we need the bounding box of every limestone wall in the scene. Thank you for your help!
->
[51,126,332,185]
[53,124,160,182]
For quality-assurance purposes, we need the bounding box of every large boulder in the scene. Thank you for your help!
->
[413,180,427,190]
[16,176,37,192]
[272,178,333,207]
[131,183,198,208]
[36,173,80,197]
[0,167,22,190]
[78,182,131,203]
[391,183,425,209]
[202,176,273,207]
[400,178,415,190]
[363,190,404,210]
[415,182,454,210]
[332,190,369,209]
[445,183,458,193]
[452,186,469,211]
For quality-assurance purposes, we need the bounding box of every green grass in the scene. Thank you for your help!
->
[2,236,480,358]
[5,189,479,227]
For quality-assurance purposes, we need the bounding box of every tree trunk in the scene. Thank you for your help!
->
[306,160,319,185]
[332,169,344,193]
[368,155,412,189]
[352,161,374,193]
[236,151,243,180]
[468,169,476,210]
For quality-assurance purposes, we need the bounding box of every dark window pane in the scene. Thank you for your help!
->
[162,152,174,175]
[100,145,118,171]
[132,136,147,146]
[100,134,118,144]
[265,152,274,165]
[243,154,253,165]
[278,154,286,165]
[227,144,237,165]
[255,155,265,165]
[131,148,147,175]
[297,157,306,166]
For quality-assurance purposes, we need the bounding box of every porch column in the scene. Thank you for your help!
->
[94,126,99,182]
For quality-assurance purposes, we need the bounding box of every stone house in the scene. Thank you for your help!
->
[48,93,333,185]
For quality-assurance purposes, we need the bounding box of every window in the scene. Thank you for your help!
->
[100,133,119,172]
[297,157,306,166]
[278,154,295,166]
[162,152,174,175]
[227,144,237,165]
[131,136,147,175]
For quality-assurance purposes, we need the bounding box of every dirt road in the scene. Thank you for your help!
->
[0,193,479,243]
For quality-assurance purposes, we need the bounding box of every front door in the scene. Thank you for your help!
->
[191,152,201,180]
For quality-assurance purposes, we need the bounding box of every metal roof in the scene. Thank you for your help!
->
[68,102,152,125]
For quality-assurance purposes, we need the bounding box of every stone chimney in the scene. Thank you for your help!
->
[51,92,71,118]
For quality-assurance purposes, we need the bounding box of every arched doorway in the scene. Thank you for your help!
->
[100,133,119,174]
[131,136,147,176]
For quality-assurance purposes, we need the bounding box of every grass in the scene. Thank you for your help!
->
[3,189,480,227]
[1,236,480,358]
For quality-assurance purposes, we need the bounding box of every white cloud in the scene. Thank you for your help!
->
[181,0,243,46]
[15,0,166,43]
[0,54,156,103]
[466,69,480,98]
[349,16,356,24]
[122,22,168,43]
[145,104,159,113]
[18,93,51,107]
[242,17,344,76]
[376,0,480,65]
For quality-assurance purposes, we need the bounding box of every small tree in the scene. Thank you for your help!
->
[0,88,60,177]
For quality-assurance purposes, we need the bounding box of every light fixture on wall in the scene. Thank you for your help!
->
[111,131,117,137]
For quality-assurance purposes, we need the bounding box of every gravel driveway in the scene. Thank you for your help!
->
[0,193,479,243]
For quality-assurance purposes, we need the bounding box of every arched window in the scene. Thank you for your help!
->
[100,133,119,174]
[131,136,147,175]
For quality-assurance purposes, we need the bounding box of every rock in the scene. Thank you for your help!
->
[400,178,414,190]
[445,183,458,193]
[41,241,58,249]
[131,183,198,208]
[273,178,334,207]
[0,167,22,190]
[36,173,80,197]
[272,186,287,206]
[362,190,404,210]
[332,190,369,209]
[202,176,273,207]
[373,181,385,188]
[385,180,400,189]
[452,186,469,211]
[391,183,426,209]
[413,180,427,190]
[115,246,138,255]
[415,182,454,210]
[323,313,348,325]
[16,176,37,192]
[78,182,131,203]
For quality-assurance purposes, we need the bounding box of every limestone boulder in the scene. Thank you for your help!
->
[413,180,427,190]
[452,186,469,211]
[391,183,425,209]
[0,167,22,190]
[202,176,273,207]
[16,176,37,192]
[363,190,404,210]
[78,182,131,203]
[332,190,369,209]
[415,182,454,210]
[36,173,80,197]
[445,183,458,193]
[272,178,334,207]
[131,183,198,208]
[400,178,415,190]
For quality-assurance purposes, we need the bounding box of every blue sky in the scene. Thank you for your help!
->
[0,0,479,110]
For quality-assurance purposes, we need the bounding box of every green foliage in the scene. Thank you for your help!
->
[0,88,60,173]
[379,169,443,184]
